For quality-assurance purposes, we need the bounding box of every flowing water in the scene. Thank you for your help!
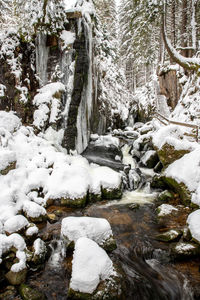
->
[27,189,194,299]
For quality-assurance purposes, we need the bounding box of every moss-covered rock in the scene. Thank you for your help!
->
[5,268,27,285]
[161,176,191,206]
[101,185,122,200]
[61,195,87,208]
[19,283,46,300]
[88,193,102,203]
[158,190,174,202]
[156,229,182,242]
[156,142,190,168]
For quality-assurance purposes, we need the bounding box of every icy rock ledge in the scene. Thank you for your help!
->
[68,237,122,299]
[61,216,116,252]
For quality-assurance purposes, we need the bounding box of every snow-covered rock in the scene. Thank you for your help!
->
[0,111,21,133]
[61,216,116,251]
[69,237,115,294]
[4,215,29,234]
[187,210,200,243]
[32,238,47,265]
[140,150,159,168]
[157,204,178,218]
[23,201,46,222]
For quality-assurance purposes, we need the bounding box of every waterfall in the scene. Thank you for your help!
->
[76,20,93,153]
[48,239,66,269]
[36,33,49,87]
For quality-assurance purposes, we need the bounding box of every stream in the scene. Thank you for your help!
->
[27,190,194,300]
[25,141,199,300]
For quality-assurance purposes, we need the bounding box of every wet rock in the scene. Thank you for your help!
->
[5,268,27,285]
[150,175,167,190]
[171,242,200,259]
[140,150,159,168]
[153,161,163,173]
[47,213,58,224]
[0,286,17,299]
[129,203,140,210]
[156,229,182,242]
[183,226,192,241]
[19,283,46,300]
[128,169,141,190]
[101,185,122,200]
[158,190,174,202]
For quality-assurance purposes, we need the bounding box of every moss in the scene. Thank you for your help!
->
[162,177,191,206]
[158,190,174,202]
[19,284,46,300]
[101,185,122,200]
[156,229,182,242]
[61,195,87,208]
[157,143,190,168]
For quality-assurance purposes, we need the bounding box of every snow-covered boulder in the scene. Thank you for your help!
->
[61,217,116,251]
[156,204,178,218]
[153,125,196,167]
[23,201,47,223]
[187,210,200,244]
[0,111,21,133]
[162,148,200,206]
[4,215,29,234]
[68,237,120,298]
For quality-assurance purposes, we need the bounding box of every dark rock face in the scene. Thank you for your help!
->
[62,22,89,151]
[0,42,37,123]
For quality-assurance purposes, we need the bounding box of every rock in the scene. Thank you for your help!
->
[156,229,182,242]
[153,161,163,173]
[61,216,116,252]
[187,210,200,244]
[183,226,192,241]
[139,125,153,135]
[0,286,17,299]
[161,176,191,206]
[0,161,16,175]
[171,242,200,259]
[4,215,29,235]
[60,195,87,208]
[32,238,47,265]
[68,237,122,299]
[47,213,58,224]
[101,185,122,200]
[5,268,27,285]
[19,283,46,300]
[88,193,102,203]
[158,190,174,202]
[156,142,190,168]
[150,175,167,189]
[140,150,159,168]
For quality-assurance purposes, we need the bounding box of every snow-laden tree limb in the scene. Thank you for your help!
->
[161,7,200,75]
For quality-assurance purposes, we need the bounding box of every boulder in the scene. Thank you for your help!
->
[60,195,87,208]
[32,238,47,265]
[68,237,122,299]
[5,268,27,285]
[61,217,116,252]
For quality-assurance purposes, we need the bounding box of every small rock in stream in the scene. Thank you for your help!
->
[156,229,182,242]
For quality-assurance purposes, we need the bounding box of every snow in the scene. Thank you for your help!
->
[70,237,114,294]
[0,233,26,266]
[33,238,46,256]
[157,204,178,217]
[153,125,197,151]
[164,148,200,200]
[4,215,29,234]
[174,242,196,253]
[33,82,65,129]
[60,30,75,50]
[23,201,46,218]
[0,110,21,133]
[0,149,16,171]
[187,210,200,243]
[11,250,26,272]
[141,150,156,166]
[61,216,113,245]
[25,225,38,237]
[92,134,119,148]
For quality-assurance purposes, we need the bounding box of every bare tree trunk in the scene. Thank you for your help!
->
[181,0,188,56]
